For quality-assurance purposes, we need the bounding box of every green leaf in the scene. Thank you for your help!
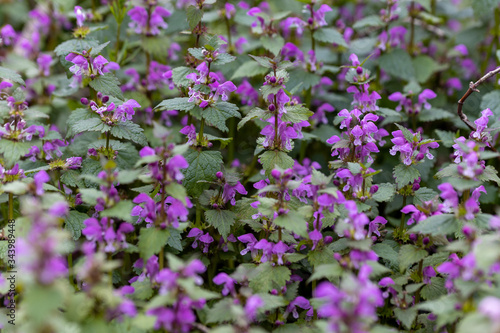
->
[186,5,204,29]
[206,298,240,324]
[307,247,336,268]
[0,66,25,85]
[281,104,313,123]
[260,35,285,56]
[412,55,444,83]
[72,117,109,134]
[130,280,154,301]
[393,164,420,188]
[313,28,347,47]
[435,130,457,148]
[213,53,236,66]
[188,47,204,60]
[60,170,85,188]
[307,262,342,282]
[171,67,195,88]
[205,209,236,240]
[260,150,295,176]
[1,181,29,195]
[472,0,500,18]
[248,54,274,68]
[399,244,427,273]
[372,183,396,202]
[230,61,269,80]
[287,69,321,92]
[352,15,383,29]
[413,187,438,206]
[141,35,170,58]
[372,243,399,266]
[65,210,88,240]
[183,150,223,196]
[419,108,453,122]
[477,165,500,185]
[203,101,241,132]
[101,200,135,223]
[89,41,110,56]
[79,188,105,205]
[273,210,307,237]
[237,107,266,130]
[395,123,415,143]
[421,277,447,300]
[89,73,124,100]
[434,164,458,179]
[138,227,169,260]
[0,140,32,167]
[410,214,457,236]
[249,262,291,293]
[394,308,417,330]
[155,97,194,111]
[110,121,148,146]
[379,49,415,81]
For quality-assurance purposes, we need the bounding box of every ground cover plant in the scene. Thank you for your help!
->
[2,0,500,332]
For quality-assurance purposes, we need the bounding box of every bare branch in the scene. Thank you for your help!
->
[457,66,500,132]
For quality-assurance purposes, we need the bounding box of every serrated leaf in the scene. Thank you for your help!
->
[313,28,347,47]
[248,54,274,68]
[352,15,383,29]
[379,49,415,81]
[480,90,500,118]
[435,130,457,148]
[260,35,285,56]
[61,170,85,188]
[230,61,269,80]
[237,107,266,130]
[203,101,240,132]
[0,66,25,85]
[101,200,134,223]
[206,298,240,324]
[0,140,32,167]
[65,210,88,240]
[89,73,124,100]
[186,5,204,30]
[281,105,313,123]
[399,244,427,273]
[410,214,457,236]
[131,280,154,301]
[249,262,291,293]
[79,188,105,205]
[393,164,420,188]
[171,67,195,88]
[138,227,169,260]
[307,247,336,268]
[188,47,205,60]
[394,307,417,330]
[183,150,223,196]
[372,183,396,202]
[205,209,236,240]
[477,165,500,185]
[412,55,444,83]
[413,187,438,206]
[372,243,399,265]
[307,262,342,283]
[273,210,307,237]
[260,150,294,176]
[89,41,110,56]
[72,117,110,134]
[110,121,148,146]
[213,53,236,66]
[155,97,194,111]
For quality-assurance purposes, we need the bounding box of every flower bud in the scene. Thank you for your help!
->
[370,185,379,194]
[415,152,425,161]
[216,171,223,179]
[409,233,417,242]
[80,97,89,105]
[422,237,430,245]
[412,183,420,191]
[270,76,277,84]
[324,236,333,244]
[271,169,281,180]
[97,92,103,100]
[356,66,363,75]
[308,17,314,25]
[268,104,276,112]
[102,95,109,103]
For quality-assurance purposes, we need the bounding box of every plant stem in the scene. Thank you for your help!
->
[114,21,122,63]
[400,195,407,230]
[228,117,235,165]
[105,131,110,151]
[409,1,415,56]
[159,246,164,270]
[197,119,205,146]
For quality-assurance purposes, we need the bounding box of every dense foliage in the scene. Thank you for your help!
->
[2,0,500,332]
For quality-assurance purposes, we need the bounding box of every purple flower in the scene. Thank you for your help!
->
[37,54,52,76]
[235,80,259,106]
[286,296,313,319]
[213,273,236,296]
[33,170,50,196]
[64,157,82,169]
[479,297,500,323]
[238,233,259,257]
[0,24,16,46]
[471,108,493,143]
[180,124,197,145]
[115,99,141,122]
[423,266,436,284]
[74,6,86,27]
[245,295,264,321]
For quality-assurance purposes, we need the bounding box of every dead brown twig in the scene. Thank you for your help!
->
[457,66,500,131]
